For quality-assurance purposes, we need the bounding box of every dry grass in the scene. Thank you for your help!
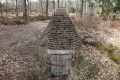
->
[70,15,100,30]
[0,16,51,25]
[70,14,120,32]
[101,20,120,31]
[0,17,27,25]
[0,12,42,18]
[28,15,51,22]
[0,12,51,26]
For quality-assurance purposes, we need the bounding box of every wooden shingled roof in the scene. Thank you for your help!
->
[42,8,81,50]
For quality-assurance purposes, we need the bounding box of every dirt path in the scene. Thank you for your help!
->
[0,21,50,80]
[0,21,49,54]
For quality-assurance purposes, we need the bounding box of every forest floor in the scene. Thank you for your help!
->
[73,16,120,80]
[0,21,50,80]
[0,15,120,80]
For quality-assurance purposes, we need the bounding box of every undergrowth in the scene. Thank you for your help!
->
[0,17,27,25]
[58,76,67,80]
[82,36,120,64]
[94,42,120,64]
[0,15,51,25]
[29,15,51,22]
[71,56,99,80]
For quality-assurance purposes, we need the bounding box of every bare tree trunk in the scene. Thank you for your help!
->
[46,0,49,16]
[52,0,55,15]
[65,0,67,8]
[61,0,63,7]
[80,0,84,18]
[5,0,8,16]
[27,0,29,15]
[23,0,27,20]
[29,0,32,13]
[1,10,2,16]
[84,1,86,15]
[0,10,1,17]
[57,0,59,8]
[0,1,3,16]
[40,0,44,16]
[27,0,31,15]
[16,0,18,17]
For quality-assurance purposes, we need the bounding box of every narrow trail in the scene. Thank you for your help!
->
[0,21,49,54]
[0,21,49,80]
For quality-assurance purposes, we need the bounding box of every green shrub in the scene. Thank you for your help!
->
[68,7,76,13]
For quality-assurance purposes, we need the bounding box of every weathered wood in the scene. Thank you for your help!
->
[47,50,74,75]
